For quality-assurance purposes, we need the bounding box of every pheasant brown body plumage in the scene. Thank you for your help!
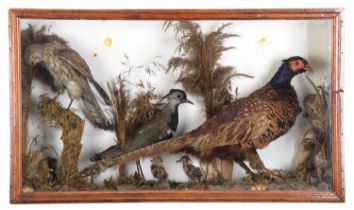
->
[189,83,300,153]
[79,56,312,179]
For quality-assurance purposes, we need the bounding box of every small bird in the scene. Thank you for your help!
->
[80,56,312,180]
[176,155,203,182]
[294,79,329,182]
[150,156,168,181]
[314,143,328,182]
[90,89,193,161]
[46,157,58,182]
[24,35,113,130]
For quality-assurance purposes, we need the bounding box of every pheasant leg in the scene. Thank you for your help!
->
[235,159,257,179]
[246,148,284,182]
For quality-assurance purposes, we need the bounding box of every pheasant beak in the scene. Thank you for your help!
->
[176,159,181,163]
[304,63,313,73]
[184,99,194,105]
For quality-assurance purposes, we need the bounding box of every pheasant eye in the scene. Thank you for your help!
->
[295,61,299,65]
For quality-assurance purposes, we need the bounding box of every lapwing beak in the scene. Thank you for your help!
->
[184,99,194,105]
[157,94,168,103]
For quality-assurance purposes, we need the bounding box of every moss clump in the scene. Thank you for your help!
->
[103,173,154,190]
[38,95,88,189]
[22,150,53,191]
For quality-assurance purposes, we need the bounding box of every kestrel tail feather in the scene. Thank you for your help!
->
[89,78,112,106]
[82,87,112,130]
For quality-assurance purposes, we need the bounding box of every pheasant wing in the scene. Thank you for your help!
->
[190,99,279,151]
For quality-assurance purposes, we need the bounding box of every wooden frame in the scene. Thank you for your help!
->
[9,8,344,203]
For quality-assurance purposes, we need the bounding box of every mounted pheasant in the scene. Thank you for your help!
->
[80,56,312,180]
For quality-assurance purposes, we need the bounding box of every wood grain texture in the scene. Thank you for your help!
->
[8,8,342,20]
[9,8,344,203]
[9,9,23,203]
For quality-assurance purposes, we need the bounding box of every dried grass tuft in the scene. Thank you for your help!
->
[108,76,128,147]
[165,21,253,118]
[109,76,158,146]
[126,90,157,137]
[22,150,52,191]
[108,74,157,178]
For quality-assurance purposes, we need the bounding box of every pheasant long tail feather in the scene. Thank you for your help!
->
[82,87,113,130]
[78,133,196,177]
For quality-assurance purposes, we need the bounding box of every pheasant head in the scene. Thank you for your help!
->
[269,56,313,86]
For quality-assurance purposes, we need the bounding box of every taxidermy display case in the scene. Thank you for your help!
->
[9,9,344,203]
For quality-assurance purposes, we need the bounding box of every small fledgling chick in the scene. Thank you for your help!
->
[177,155,203,182]
[150,156,168,181]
